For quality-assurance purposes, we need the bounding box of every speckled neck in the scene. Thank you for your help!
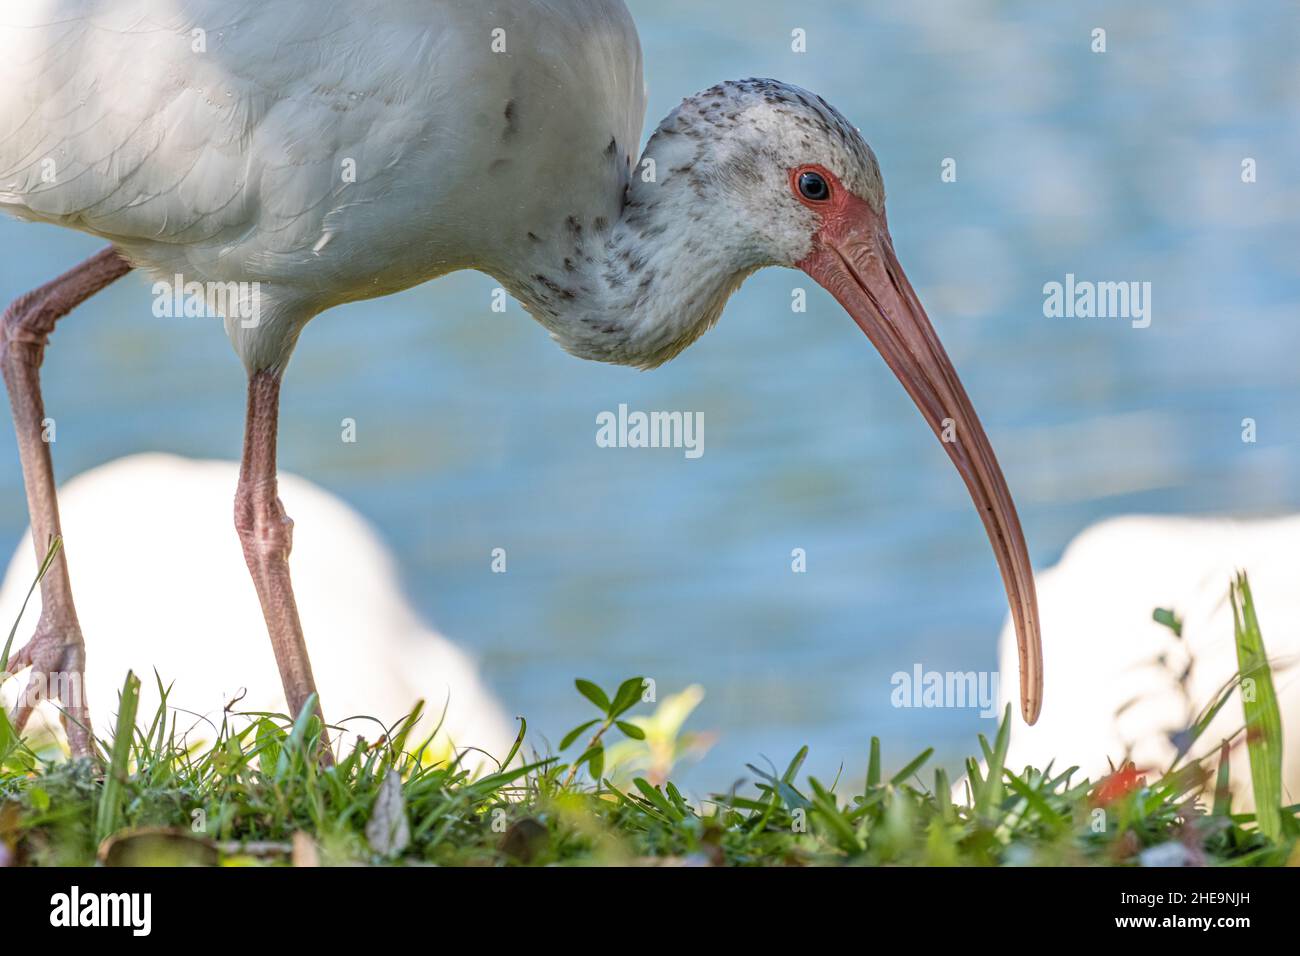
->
[495,77,883,370]
[499,180,759,370]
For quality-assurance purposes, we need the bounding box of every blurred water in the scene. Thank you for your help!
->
[1,0,1298,790]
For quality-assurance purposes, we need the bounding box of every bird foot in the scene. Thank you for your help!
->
[2,615,92,758]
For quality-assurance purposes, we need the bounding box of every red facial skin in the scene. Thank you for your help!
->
[791,165,1043,724]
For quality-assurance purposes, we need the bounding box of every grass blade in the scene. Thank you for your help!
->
[95,671,141,844]
[1,536,61,672]
[1229,573,1284,840]
[889,747,934,788]
[974,706,1012,820]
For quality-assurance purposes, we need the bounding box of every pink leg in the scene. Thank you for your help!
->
[235,370,330,757]
[1,247,132,756]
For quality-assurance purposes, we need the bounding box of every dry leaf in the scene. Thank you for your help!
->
[365,770,410,857]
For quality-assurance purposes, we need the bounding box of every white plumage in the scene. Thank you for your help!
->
[0,454,517,762]
[0,0,645,370]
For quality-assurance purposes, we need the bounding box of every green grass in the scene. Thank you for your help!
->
[0,573,1296,867]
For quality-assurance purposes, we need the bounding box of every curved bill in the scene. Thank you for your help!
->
[798,198,1042,723]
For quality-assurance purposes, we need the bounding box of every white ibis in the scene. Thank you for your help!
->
[0,454,517,764]
[0,0,1041,756]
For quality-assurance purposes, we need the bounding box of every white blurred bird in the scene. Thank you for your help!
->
[986,515,1299,809]
[0,454,517,764]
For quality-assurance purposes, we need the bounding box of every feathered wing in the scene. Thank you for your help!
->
[0,0,645,287]
[1,0,452,279]
[3,1,290,243]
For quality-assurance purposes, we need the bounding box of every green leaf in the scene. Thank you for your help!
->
[585,743,604,782]
[889,747,934,788]
[1003,768,1066,830]
[471,758,556,793]
[560,719,600,751]
[387,699,425,765]
[611,782,669,823]
[1230,573,1283,841]
[1169,675,1238,768]
[867,737,882,788]
[2,536,61,673]
[0,706,14,760]
[808,777,862,854]
[633,777,682,821]
[963,757,984,807]
[974,707,1011,820]
[664,781,691,816]
[96,671,141,844]
[615,720,645,740]
[255,718,282,771]
[934,768,953,824]
[747,762,811,811]
[782,745,808,784]
[574,679,610,713]
[1212,740,1232,819]
[276,692,321,777]
[502,716,527,768]
[609,676,645,718]
[1152,607,1183,638]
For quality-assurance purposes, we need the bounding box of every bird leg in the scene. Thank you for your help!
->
[1,247,132,756]
[234,369,331,759]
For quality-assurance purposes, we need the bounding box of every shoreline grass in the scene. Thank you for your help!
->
[1,574,1296,867]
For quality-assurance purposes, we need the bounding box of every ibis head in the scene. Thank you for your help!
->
[522,78,1042,721]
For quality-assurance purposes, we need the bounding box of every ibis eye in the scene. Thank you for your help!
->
[797,170,830,202]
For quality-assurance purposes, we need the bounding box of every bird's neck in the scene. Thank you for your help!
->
[498,176,761,369]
